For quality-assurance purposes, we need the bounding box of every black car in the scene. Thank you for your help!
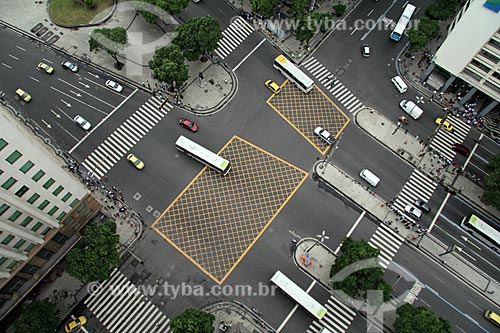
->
[414,198,431,214]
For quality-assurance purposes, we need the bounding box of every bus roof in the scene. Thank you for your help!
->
[175,135,229,170]
[274,55,314,88]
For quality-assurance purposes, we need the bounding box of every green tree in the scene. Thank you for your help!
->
[170,308,215,333]
[84,0,96,9]
[294,15,315,46]
[330,238,391,302]
[66,221,120,282]
[89,27,128,69]
[15,300,58,333]
[139,0,190,23]
[425,0,458,21]
[291,0,308,15]
[249,0,279,18]
[483,153,500,209]
[408,27,429,50]
[395,303,452,333]
[149,45,188,86]
[173,16,222,61]
[333,3,346,17]
[418,16,440,40]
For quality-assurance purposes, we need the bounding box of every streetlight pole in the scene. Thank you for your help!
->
[306,230,330,253]
[321,132,343,174]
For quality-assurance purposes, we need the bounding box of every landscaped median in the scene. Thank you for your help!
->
[49,0,113,26]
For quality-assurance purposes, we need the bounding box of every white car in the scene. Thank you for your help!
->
[314,126,333,144]
[105,80,123,93]
[74,115,91,131]
[404,204,422,219]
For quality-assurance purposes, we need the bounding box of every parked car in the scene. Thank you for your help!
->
[314,126,333,144]
[361,44,371,57]
[61,60,79,72]
[265,80,281,94]
[414,198,431,214]
[74,115,91,131]
[37,62,54,74]
[65,316,87,333]
[16,88,31,102]
[105,80,123,93]
[127,154,145,170]
[178,118,199,132]
[405,204,422,219]
[435,118,453,132]
[452,143,470,156]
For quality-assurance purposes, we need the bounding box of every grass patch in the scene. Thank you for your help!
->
[49,0,114,26]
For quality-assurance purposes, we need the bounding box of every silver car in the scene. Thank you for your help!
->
[74,115,91,131]
[105,80,123,93]
[405,204,422,219]
[314,126,333,144]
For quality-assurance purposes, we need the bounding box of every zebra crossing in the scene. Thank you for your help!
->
[429,116,471,160]
[81,96,172,179]
[85,268,171,333]
[214,17,255,59]
[369,223,406,269]
[302,57,364,113]
[393,169,438,214]
[307,295,357,333]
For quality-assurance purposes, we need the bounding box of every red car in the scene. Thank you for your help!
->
[178,118,198,132]
[452,143,470,156]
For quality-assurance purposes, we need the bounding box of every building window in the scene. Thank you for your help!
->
[1,234,15,245]
[0,169,3,176]
[2,177,17,190]
[13,239,26,249]
[47,206,59,216]
[8,210,22,222]
[20,216,33,227]
[31,222,43,232]
[5,150,22,164]
[15,185,30,198]
[489,38,500,52]
[56,211,66,221]
[27,193,40,204]
[41,227,51,236]
[24,243,35,252]
[479,49,500,64]
[76,203,86,213]
[84,208,94,217]
[63,216,74,224]
[42,178,55,189]
[38,200,50,211]
[7,260,19,269]
[0,138,7,151]
[0,257,7,265]
[69,198,79,208]
[470,59,490,73]
[19,161,34,173]
[22,264,39,274]
[36,248,54,259]
[32,170,45,182]
[0,204,9,216]
[61,192,72,202]
[52,185,64,197]
[52,233,69,244]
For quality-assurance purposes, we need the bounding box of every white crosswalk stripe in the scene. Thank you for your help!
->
[369,223,405,269]
[393,169,438,214]
[214,17,255,59]
[82,97,172,179]
[302,57,364,113]
[307,295,357,333]
[429,117,470,160]
[85,268,171,333]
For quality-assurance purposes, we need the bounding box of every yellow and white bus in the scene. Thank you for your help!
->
[175,135,231,176]
[273,55,314,93]
[461,214,500,252]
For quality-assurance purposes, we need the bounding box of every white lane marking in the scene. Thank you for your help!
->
[1,63,12,68]
[50,86,108,115]
[8,54,19,60]
[15,46,26,51]
[29,76,40,82]
[233,39,267,72]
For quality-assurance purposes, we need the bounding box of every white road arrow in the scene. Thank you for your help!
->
[88,72,99,78]
[60,99,72,107]
[79,82,90,88]
[41,119,52,129]
[50,109,61,118]
[69,90,82,97]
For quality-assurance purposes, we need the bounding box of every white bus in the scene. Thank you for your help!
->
[462,214,500,252]
[175,135,231,176]
[270,270,327,320]
[390,3,416,42]
[273,55,314,93]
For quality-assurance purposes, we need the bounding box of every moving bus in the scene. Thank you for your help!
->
[273,55,314,93]
[270,270,327,320]
[390,3,416,41]
[175,135,231,176]
[461,214,500,252]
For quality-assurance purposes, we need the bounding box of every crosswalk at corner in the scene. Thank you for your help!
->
[307,296,357,333]
[85,268,171,333]
[393,169,438,214]
[214,16,255,59]
[302,57,364,113]
[81,96,172,179]
[369,223,405,269]
[429,116,471,160]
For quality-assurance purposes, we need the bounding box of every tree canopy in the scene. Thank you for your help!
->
[140,0,190,23]
[395,304,452,333]
[483,153,500,209]
[249,0,279,18]
[291,0,308,15]
[173,16,222,61]
[15,300,58,333]
[425,0,458,21]
[408,16,440,50]
[66,221,120,282]
[89,27,128,68]
[170,308,215,333]
[149,45,189,87]
[330,238,391,302]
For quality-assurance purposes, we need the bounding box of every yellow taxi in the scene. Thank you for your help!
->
[37,62,54,74]
[265,80,281,94]
[127,154,145,170]
[435,118,453,132]
[485,310,500,327]
[16,88,31,102]
[64,316,87,332]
